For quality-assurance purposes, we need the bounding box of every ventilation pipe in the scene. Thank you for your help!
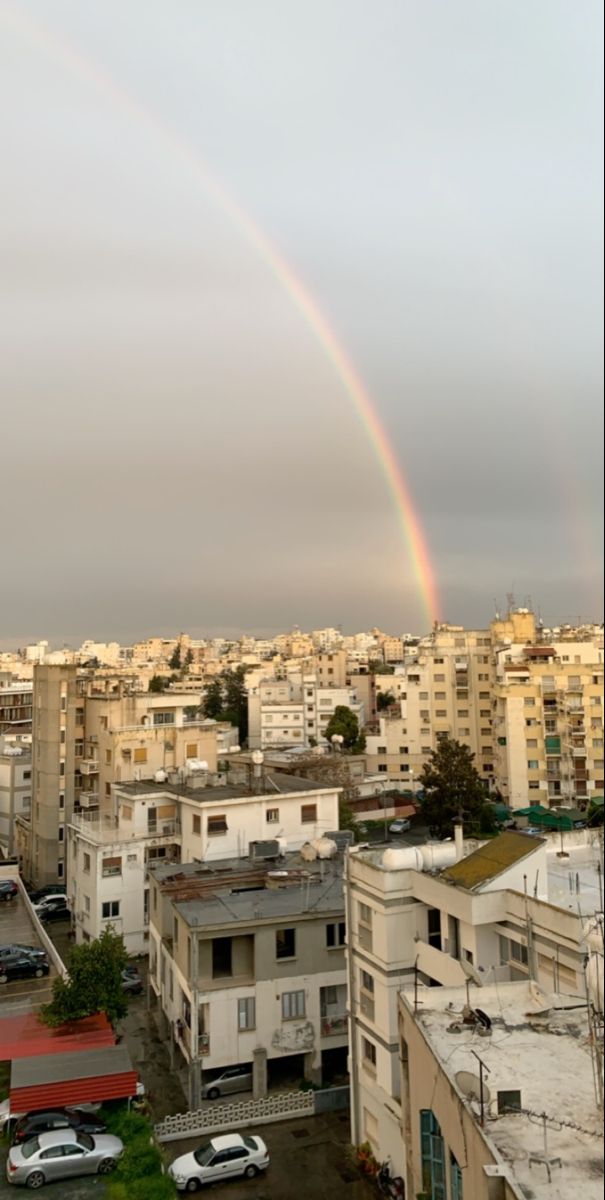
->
[454,822,464,862]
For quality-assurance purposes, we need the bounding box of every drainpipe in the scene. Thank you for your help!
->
[454,821,464,863]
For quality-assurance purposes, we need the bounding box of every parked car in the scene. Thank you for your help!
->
[168,1133,269,1192]
[6,1129,124,1188]
[32,894,68,913]
[33,896,70,922]
[0,1099,104,1135]
[202,1066,253,1101]
[0,945,47,963]
[389,818,411,835]
[27,885,65,905]
[0,880,18,902]
[12,1109,107,1145]
[121,969,143,996]
[0,953,49,985]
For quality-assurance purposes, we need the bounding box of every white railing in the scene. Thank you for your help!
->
[155,1090,315,1143]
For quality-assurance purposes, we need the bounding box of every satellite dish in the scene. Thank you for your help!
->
[251,750,264,766]
[455,1071,491,1104]
[461,959,484,988]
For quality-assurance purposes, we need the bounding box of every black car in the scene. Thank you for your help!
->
[0,944,47,962]
[0,880,18,901]
[11,1108,107,1145]
[37,898,70,923]
[0,953,49,984]
[27,884,66,904]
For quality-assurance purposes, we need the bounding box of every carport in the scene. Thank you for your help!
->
[10,1044,138,1112]
[0,1012,115,1061]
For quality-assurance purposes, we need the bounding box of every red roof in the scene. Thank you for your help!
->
[10,1045,137,1112]
[0,1012,115,1062]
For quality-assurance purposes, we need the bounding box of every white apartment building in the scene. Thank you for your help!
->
[148,853,348,1108]
[67,771,341,954]
[346,828,600,1176]
[0,738,32,857]
[248,675,365,750]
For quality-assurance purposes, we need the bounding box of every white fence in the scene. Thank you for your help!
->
[155,1089,315,1143]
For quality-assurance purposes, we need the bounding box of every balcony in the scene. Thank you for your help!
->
[78,792,99,809]
[321,1014,348,1037]
[80,759,99,776]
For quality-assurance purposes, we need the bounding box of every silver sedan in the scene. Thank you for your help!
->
[6,1129,124,1189]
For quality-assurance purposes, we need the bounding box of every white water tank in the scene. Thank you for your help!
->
[154,770,168,784]
[421,842,458,870]
[382,846,423,871]
[586,953,604,1015]
[583,917,604,955]
[300,842,317,862]
[276,837,287,858]
[312,836,338,860]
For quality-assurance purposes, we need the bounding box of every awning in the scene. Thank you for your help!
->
[0,1012,114,1062]
[10,1044,138,1112]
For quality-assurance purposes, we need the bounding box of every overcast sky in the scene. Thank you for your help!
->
[1,0,602,646]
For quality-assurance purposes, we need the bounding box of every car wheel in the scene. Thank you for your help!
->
[185,1179,200,1193]
[206,1087,220,1100]
[26,1172,46,1189]
[0,975,7,984]
[244,1165,258,1179]
[98,1158,117,1175]
[34,968,44,978]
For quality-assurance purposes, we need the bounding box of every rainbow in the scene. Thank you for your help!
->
[1,1,440,627]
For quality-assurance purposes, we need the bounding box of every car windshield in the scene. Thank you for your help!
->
[21,1139,41,1159]
[76,1133,94,1151]
[193,1143,215,1166]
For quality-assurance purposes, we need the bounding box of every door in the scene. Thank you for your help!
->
[208,1149,238,1181]
[58,1144,89,1177]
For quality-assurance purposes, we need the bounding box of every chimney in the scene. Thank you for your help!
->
[454,822,464,862]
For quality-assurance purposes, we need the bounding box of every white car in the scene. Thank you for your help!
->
[389,818,411,834]
[168,1133,269,1192]
[32,894,68,912]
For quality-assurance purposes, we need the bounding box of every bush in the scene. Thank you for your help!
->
[101,1106,176,1199]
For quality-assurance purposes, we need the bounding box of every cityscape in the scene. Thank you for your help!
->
[1,1,603,1199]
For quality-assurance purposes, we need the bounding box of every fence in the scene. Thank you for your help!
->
[155,1086,351,1143]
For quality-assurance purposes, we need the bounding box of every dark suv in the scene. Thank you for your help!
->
[0,953,49,984]
[12,1109,107,1145]
[0,944,47,963]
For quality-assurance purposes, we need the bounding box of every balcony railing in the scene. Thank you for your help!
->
[80,760,99,776]
[321,1014,348,1037]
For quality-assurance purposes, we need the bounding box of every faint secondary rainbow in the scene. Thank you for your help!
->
[1,1,440,626]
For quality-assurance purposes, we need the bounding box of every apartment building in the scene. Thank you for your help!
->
[67,770,341,953]
[248,675,365,750]
[346,829,598,1175]
[148,851,348,1107]
[0,676,33,734]
[0,738,32,857]
[492,639,604,810]
[398,979,603,1200]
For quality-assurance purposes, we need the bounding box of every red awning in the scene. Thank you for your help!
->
[0,1012,115,1061]
[10,1045,138,1112]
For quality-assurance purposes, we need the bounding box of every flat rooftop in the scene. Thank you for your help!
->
[404,980,603,1200]
[546,840,604,917]
[117,770,332,803]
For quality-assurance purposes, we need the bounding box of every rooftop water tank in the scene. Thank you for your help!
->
[312,836,338,860]
[421,842,458,870]
[154,770,168,784]
[586,952,604,1015]
[381,847,423,871]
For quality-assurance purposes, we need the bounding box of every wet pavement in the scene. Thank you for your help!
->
[0,893,57,1014]
[163,1110,375,1199]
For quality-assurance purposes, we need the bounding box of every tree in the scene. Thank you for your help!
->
[148,675,166,693]
[202,667,250,743]
[203,677,224,720]
[184,648,194,669]
[325,706,365,753]
[418,735,493,837]
[169,645,182,670]
[40,928,128,1028]
[377,691,396,711]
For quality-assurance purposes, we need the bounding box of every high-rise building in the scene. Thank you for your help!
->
[23,663,81,886]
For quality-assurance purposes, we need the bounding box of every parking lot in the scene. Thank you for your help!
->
[0,893,57,1014]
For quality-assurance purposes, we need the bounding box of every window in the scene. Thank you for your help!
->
[83,852,91,873]
[282,989,305,1020]
[420,692,429,700]
[276,928,296,959]
[153,711,175,725]
[59,761,65,777]
[528,760,539,770]
[434,675,445,682]
[207,814,228,836]
[102,900,120,919]
[58,825,65,843]
[378,764,387,773]
[400,764,410,772]
[399,745,408,754]
[450,1152,463,1200]
[459,728,470,736]
[435,691,446,700]
[326,921,346,948]
[173,916,179,949]
[527,738,538,748]
[377,746,387,755]
[420,1110,445,1200]
[301,804,317,823]
[192,814,201,835]
[529,781,540,790]
[134,748,147,764]
[102,856,121,877]
[57,860,64,879]
[186,743,198,757]
[436,710,447,718]
[524,698,536,707]
[266,808,280,823]
[362,1037,377,1069]
[457,710,468,718]
[238,997,256,1030]
[360,968,374,993]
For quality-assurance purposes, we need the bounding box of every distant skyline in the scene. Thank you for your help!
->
[1,1,602,642]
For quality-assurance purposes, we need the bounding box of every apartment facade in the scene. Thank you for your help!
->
[0,677,33,734]
[0,739,32,857]
[148,855,348,1107]
[248,675,365,751]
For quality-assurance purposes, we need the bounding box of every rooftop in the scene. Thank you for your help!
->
[116,770,335,803]
[546,838,604,917]
[441,832,545,891]
[404,980,603,1200]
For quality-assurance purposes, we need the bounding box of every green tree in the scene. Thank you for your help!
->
[148,675,166,693]
[418,735,492,837]
[223,666,249,743]
[184,648,194,669]
[325,706,365,753]
[203,677,224,720]
[377,691,395,711]
[169,645,182,670]
[40,928,128,1028]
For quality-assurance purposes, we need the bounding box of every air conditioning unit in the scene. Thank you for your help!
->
[249,839,280,862]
